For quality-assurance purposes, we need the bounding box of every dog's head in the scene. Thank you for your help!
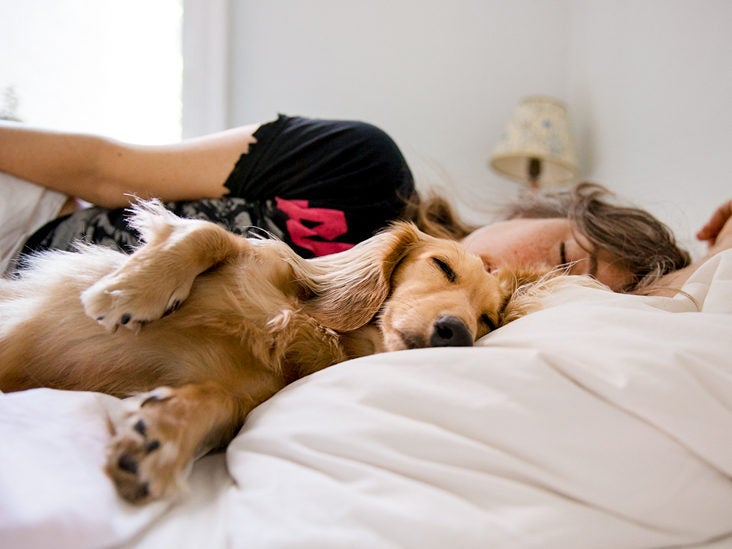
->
[296,222,546,350]
[377,226,546,351]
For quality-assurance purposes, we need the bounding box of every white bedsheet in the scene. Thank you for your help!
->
[0,171,68,275]
[2,251,731,548]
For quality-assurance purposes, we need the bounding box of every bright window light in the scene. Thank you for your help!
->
[0,0,182,144]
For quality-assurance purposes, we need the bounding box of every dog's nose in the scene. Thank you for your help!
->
[430,315,473,347]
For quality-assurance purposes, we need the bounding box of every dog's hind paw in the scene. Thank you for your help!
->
[105,388,191,504]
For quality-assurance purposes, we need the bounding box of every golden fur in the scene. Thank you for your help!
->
[0,200,548,503]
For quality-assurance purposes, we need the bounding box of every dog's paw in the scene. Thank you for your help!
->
[81,271,189,333]
[105,388,191,504]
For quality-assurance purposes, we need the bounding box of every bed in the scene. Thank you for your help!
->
[1,250,731,548]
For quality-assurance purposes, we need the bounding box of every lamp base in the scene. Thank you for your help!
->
[528,157,541,190]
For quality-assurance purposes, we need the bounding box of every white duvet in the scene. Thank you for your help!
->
[1,251,731,549]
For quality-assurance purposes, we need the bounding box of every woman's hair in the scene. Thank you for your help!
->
[402,189,480,241]
[405,182,691,293]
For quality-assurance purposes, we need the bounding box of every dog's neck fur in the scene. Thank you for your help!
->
[340,323,386,359]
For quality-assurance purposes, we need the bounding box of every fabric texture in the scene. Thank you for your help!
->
[0,171,67,274]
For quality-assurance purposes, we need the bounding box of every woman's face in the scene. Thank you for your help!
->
[461,218,634,291]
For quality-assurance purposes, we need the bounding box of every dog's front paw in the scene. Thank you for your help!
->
[81,271,188,333]
[105,388,191,504]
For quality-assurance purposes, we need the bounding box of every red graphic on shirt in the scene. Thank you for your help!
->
[275,197,354,256]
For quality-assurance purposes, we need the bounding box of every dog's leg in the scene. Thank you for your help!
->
[81,202,249,332]
[105,381,246,503]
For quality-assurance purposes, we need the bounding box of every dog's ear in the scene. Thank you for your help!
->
[293,222,424,332]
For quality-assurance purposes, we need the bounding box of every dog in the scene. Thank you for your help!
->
[0,200,546,504]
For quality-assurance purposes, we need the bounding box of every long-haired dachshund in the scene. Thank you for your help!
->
[0,200,548,503]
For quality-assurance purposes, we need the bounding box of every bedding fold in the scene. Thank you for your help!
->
[1,250,731,548]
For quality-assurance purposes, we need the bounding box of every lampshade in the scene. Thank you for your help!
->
[490,96,578,188]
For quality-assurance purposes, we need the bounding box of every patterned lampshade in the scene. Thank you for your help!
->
[490,96,578,188]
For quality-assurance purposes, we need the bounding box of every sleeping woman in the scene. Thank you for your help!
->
[1,114,730,294]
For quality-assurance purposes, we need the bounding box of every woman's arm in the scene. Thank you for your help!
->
[0,121,259,208]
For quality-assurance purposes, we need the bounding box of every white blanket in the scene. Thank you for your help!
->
[2,251,732,548]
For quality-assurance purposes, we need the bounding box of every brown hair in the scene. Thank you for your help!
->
[402,189,478,241]
[404,182,691,293]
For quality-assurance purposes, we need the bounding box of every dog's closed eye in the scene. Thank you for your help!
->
[432,257,456,283]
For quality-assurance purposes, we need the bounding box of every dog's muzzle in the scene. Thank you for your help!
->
[430,315,473,347]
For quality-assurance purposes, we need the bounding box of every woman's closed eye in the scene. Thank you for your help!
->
[557,240,595,276]
[559,241,567,266]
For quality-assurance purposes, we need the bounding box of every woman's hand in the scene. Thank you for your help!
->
[697,199,732,256]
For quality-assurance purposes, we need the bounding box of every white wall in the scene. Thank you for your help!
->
[217,0,731,251]
[569,0,732,254]
[226,0,573,222]
[182,0,229,137]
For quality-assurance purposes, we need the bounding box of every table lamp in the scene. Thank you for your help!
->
[490,96,578,189]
